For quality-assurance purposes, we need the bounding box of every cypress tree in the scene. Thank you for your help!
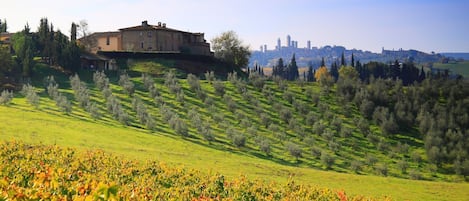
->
[351,53,355,68]
[341,52,346,66]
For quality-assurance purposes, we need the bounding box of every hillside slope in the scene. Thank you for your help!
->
[0,64,468,200]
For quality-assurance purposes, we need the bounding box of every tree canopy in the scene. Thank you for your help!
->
[211,31,251,69]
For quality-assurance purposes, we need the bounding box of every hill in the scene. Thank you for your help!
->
[0,62,468,200]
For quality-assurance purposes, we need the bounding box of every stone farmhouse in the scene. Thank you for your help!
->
[83,21,211,56]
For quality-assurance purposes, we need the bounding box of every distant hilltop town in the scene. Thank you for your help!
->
[250,35,445,68]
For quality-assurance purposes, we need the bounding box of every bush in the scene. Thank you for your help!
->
[169,115,188,137]
[213,80,225,97]
[86,101,101,120]
[119,72,135,96]
[141,73,155,90]
[279,107,293,123]
[320,151,335,169]
[0,90,14,105]
[286,142,302,160]
[282,90,294,104]
[248,72,265,90]
[200,123,214,142]
[397,160,409,173]
[258,139,271,155]
[409,169,423,180]
[187,74,201,92]
[55,94,72,114]
[204,71,215,83]
[21,84,40,108]
[93,71,109,90]
[350,160,363,173]
[232,134,246,148]
[311,146,322,159]
[375,163,388,176]
[365,154,378,166]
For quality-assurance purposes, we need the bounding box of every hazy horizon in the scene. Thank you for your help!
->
[1,0,468,53]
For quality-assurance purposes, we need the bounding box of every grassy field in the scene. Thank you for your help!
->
[432,61,469,78]
[2,102,469,200]
[0,62,468,200]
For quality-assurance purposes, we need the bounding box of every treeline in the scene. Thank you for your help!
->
[0,18,81,82]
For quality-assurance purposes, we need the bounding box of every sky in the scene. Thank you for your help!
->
[1,0,468,53]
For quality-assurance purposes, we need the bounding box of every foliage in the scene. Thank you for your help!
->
[211,31,251,68]
[0,141,381,201]
[0,90,13,105]
[20,84,40,108]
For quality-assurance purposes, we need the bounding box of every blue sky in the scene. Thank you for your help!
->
[1,0,468,53]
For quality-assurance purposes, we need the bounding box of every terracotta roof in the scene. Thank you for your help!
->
[87,31,120,38]
[119,24,197,34]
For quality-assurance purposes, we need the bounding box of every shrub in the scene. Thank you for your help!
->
[58,95,72,114]
[259,139,271,155]
[176,90,185,104]
[259,113,271,128]
[320,151,335,169]
[21,84,40,108]
[397,160,409,173]
[86,101,101,120]
[340,127,352,138]
[279,107,293,123]
[200,123,214,142]
[141,73,155,90]
[328,140,340,153]
[365,154,378,166]
[119,72,135,95]
[0,90,14,105]
[375,163,388,176]
[248,72,265,90]
[350,160,363,173]
[148,85,159,99]
[313,121,326,135]
[93,71,109,90]
[409,169,423,180]
[232,134,246,148]
[286,142,302,160]
[282,90,294,104]
[213,80,225,97]
[311,146,322,159]
[187,74,201,92]
[169,115,188,137]
[204,71,215,83]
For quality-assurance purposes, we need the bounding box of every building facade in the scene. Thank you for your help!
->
[81,21,211,56]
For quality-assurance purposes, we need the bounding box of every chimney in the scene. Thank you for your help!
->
[142,20,148,27]
[162,23,166,28]
[158,22,162,27]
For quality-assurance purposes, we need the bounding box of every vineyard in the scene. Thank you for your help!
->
[0,141,381,200]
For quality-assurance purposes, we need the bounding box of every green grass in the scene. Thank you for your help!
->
[1,63,468,200]
[2,101,469,200]
[432,61,469,78]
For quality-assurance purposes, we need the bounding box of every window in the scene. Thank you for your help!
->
[106,36,110,45]
[141,42,144,49]
[147,31,152,37]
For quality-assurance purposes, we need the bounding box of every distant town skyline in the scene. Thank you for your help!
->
[1,0,468,53]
